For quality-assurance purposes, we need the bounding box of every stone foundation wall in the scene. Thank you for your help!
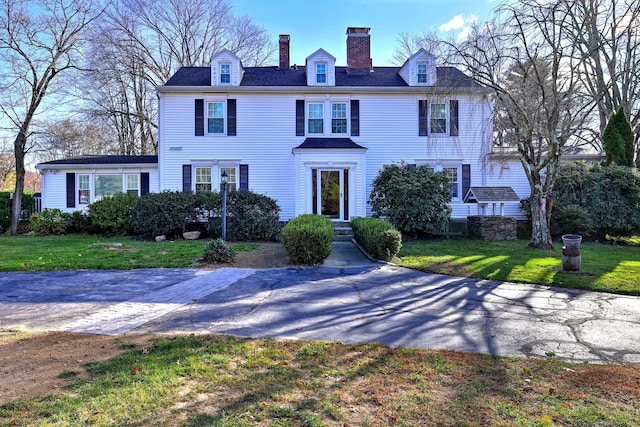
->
[467,216,517,241]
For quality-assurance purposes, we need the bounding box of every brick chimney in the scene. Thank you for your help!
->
[279,34,290,69]
[346,27,372,74]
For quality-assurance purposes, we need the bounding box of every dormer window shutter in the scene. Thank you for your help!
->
[296,100,305,136]
[350,100,360,136]
[227,99,236,136]
[418,100,428,136]
[195,99,204,136]
[450,100,459,136]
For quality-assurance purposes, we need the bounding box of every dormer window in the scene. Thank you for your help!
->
[417,64,428,83]
[316,63,327,84]
[220,64,231,84]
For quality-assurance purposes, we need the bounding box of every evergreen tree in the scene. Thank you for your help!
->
[603,106,635,167]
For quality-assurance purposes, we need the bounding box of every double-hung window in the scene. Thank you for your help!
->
[195,167,212,192]
[430,103,447,134]
[307,103,324,134]
[78,175,90,205]
[444,167,460,198]
[126,175,139,195]
[207,102,225,134]
[220,64,231,84]
[316,63,326,83]
[331,102,347,134]
[220,167,237,191]
[417,64,427,83]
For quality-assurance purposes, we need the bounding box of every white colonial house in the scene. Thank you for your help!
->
[37,27,534,223]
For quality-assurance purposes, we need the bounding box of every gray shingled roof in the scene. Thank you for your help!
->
[164,66,479,88]
[463,186,520,203]
[38,155,158,165]
[295,138,366,149]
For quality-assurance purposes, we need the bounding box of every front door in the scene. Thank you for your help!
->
[313,169,348,220]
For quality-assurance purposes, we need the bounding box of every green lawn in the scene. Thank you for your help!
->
[0,235,207,271]
[2,334,639,426]
[398,238,640,295]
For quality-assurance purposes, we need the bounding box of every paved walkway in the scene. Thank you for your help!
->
[1,241,639,365]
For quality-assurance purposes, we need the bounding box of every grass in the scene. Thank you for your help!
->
[0,235,259,271]
[398,238,640,295]
[1,335,639,426]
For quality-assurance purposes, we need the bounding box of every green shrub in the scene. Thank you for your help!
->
[351,217,402,260]
[0,192,35,229]
[551,204,593,237]
[553,162,640,239]
[369,162,452,235]
[202,238,236,263]
[67,211,95,234]
[280,214,333,265]
[132,191,201,237]
[28,209,71,235]
[205,191,281,241]
[88,192,138,235]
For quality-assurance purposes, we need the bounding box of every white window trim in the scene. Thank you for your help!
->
[305,98,350,136]
[316,63,327,84]
[330,101,349,135]
[417,63,428,84]
[205,99,226,135]
[306,101,325,135]
[77,173,142,205]
[219,63,231,84]
[430,102,448,134]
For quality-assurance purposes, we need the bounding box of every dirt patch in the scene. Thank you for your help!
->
[0,330,155,402]
[0,242,291,402]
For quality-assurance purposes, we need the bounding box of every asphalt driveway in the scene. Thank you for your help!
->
[1,265,639,365]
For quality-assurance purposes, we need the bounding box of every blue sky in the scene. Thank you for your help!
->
[230,0,499,66]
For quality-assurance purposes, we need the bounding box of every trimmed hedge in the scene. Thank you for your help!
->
[280,214,333,265]
[351,217,402,261]
[132,191,201,237]
[205,191,281,241]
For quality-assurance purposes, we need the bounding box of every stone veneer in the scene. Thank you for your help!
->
[467,216,517,241]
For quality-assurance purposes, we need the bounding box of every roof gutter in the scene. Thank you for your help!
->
[157,85,494,96]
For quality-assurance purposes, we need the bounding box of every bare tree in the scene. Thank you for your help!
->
[0,0,100,234]
[81,0,275,156]
[564,0,640,166]
[436,0,598,249]
[34,118,115,162]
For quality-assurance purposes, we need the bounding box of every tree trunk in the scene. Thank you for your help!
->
[9,132,27,235]
[529,192,554,249]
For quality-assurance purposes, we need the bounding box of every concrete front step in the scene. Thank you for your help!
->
[334,233,354,242]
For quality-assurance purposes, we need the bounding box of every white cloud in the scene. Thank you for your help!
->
[439,14,478,41]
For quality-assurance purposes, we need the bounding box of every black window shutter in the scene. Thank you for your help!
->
[408,163,417,171]
[195,99,204,136]
[66,173,76,208]
[140,172,150,196]
[462,164,471,199]
[418,100,428,136]
[182,165,192,193]
[227,99,236,136]
[239,164,249,191]
[350,100,360,136]
[296,100,305,136]
[450,100,459,136]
